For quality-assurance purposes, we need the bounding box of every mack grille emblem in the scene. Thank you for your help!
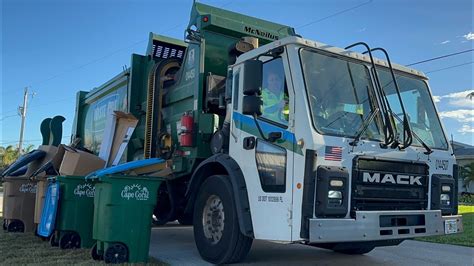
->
[362,172,423,185]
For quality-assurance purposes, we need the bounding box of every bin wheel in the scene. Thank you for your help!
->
[2,220,7,231]
[59,232,81,249]
[7,220,24,233]
[91,243,104,261]
[193,175,253,264]
[104,243,129,264]
[50,233,59,247]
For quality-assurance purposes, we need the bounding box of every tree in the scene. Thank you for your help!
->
[0,144,36,170]
[460,162,474,189]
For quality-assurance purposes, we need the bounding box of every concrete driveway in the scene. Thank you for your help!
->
[149,224,474,266]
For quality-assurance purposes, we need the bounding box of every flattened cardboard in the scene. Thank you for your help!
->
[59,146,105,176]
[99,111,138,166]
[26,145,63,178]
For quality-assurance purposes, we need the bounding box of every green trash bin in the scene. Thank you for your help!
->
[90,175,162,264]
[50,176,96,249]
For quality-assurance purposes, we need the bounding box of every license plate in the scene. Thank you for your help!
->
[444,219,458,234]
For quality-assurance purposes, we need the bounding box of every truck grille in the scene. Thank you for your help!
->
[351,158,429,215]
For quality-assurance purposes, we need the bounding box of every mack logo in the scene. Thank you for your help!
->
[362,172,423,186]
[244,26,279,40]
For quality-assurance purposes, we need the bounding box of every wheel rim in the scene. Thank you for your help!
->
[61,233,80,249]
[202,194,225,244]
[105,243,128,263]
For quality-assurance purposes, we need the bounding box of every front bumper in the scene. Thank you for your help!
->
[309,210,463,243]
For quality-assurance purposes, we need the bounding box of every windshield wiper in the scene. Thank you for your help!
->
[349,108,379,146]
[391,112,432,154]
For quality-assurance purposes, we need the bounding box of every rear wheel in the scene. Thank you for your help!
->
[91,243,104,261]
[7,220,24,232]
[193,175,253,264]
[152,182,176,225]
[59,231,81,249]
[104,243,128,264]
[50,232,59,247]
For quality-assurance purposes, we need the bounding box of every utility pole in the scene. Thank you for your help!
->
[18,87,29,154]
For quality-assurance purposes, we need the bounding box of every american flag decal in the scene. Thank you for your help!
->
[325,146,343,161]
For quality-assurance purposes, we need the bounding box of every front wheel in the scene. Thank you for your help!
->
[193,175,253,264]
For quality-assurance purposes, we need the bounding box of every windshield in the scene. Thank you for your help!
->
[379,70,448,150]
[300,49,383,140]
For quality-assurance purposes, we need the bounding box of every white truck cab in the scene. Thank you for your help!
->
[229,36,462,247]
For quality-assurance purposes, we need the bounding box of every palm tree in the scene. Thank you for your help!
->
[0,144,37,173]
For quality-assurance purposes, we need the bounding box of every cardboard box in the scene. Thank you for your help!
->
[99,111,138,166]
[59,146,105,176]
[26,145,65,178]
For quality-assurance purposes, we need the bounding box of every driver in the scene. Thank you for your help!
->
[262,70,289,124]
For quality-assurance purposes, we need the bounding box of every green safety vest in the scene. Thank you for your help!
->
[262,89,289,123]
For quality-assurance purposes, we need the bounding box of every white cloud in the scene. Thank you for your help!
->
[439,109,474,123]
[458,124,474,134]
[440,40,451,44]
[433,89,474,108]
[463,32,474,41]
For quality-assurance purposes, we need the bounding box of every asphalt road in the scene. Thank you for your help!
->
[149,224,474,266]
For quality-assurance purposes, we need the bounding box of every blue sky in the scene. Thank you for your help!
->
[1,0,473,148]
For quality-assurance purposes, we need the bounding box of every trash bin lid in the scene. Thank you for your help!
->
[85,158,165,181]
[37,182,60,237]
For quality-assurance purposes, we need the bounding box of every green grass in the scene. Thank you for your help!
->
[417,213,473,247]
[0,218,166,265]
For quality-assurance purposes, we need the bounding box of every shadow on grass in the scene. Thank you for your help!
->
[1,218,167,265]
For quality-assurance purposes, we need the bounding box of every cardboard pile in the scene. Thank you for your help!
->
[99,111,139,166]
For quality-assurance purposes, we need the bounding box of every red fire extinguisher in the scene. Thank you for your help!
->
[180,112,194,147]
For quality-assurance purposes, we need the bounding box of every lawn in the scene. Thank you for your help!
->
[417,212,473,247]
[0,219,166,265]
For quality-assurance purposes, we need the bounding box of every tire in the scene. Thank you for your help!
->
[177,214,193,226]
[7,220,24,233]
[152,182,176,225]
[50,232,59,247]
[59,232,81,249]
[104,243,128,264]
[2,220,7,231]
[91,243,104,261]
[193,175,253,264]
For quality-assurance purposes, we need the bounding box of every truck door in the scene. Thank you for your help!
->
[230,56,295,241]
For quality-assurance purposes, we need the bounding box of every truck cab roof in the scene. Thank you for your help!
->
[235,36,428,79]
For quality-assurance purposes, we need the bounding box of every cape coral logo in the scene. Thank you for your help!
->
[74,183,95,198]
[120,184,149,201]
[19,183,37,193]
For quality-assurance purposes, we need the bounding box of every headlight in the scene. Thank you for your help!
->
[440,194,450,206]
[328,190,343,206]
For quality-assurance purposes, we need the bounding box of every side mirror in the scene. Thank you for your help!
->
[242,60,262,95]
[242,95,263,116]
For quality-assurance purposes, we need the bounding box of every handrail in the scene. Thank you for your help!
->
[344,42,395,148]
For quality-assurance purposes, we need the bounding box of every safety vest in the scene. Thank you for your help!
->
[262,89,289,123]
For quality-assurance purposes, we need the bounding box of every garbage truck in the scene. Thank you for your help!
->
[70,2,463,264]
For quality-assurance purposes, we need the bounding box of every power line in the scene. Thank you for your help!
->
[0,135,71,146]
[296,0,373,29]
[425,61,473,74]
[407,49,474,66]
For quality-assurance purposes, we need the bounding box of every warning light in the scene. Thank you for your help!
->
[297,183,302,189]
[203,16,209,22]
